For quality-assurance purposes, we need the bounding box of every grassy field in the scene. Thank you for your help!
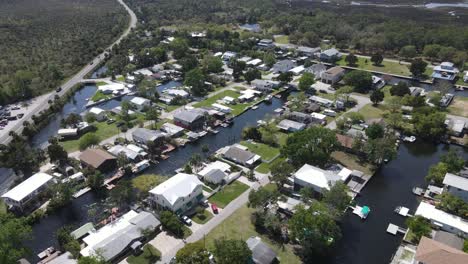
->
[132,174,167,193]
[200,205,301,264]
[448,96,468,118]
[91,91,112,102]
[240,141,280,162]
[274,35,289,44]
[127,244,161,264]
[192,209,214,224]
[116,76,125,82]
[331,151,375,175]
[357,104,386,120]
[0,200,6,214]
[337,55,414,76]
[208,180,249,208]
[60,121,120,152]
[255,162,271,174]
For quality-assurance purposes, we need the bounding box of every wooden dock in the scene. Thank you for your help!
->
[387,223,407,235]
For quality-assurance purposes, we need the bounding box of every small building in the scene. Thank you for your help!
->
[277,119,306,132]
[247,58,262,67]
[296,46,320,57]
[309,95,334,107]
[310,112,327,124]
[129,97,151,111]
[133,68,153,76]
[79,149,117,172]
[132,128,166,145]
[80,211,160,262]
[293,164,346,195]
[1,172,54,211]
[173,109,206,130]
[257,39,274,48]
[415,236,468,264]
[88,107,106,121]
[222,145,261,167]
[239,23,261,33]
[251,79,280,93]
[336,134,355,152]
[433,230,465,250]
[149,173,203,214]
[212,103,232,113]
[372,75,386,90]
[446,119,465,137]
[57,128,79,139]
[415,201,468,238]
[246,236,278,264]
[289,65,305,75]
[108,145,140,162]
[166,89,190,98]
[440,93,454,107]
[443,173,468,202]
[197,161,231,185]
[305,64,327,79]
[272,60,296,73]
[286,111,313,124]
[160,123,185,137]
[222,96,236,105]
[320,48,342,62]
[409,86,426,97]
[222,51,237,61]
[321,66,345,85]
[432,62,460,81]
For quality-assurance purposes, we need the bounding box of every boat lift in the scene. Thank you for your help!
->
[394,206,412,217]
[350,205,371,219]
[387,223,407,236]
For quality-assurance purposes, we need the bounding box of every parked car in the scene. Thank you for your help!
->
[17,113,24,119]
[200,200,209,208]
[11,106,20,110]
[181,216,192,226]
[55,87,62,93]
[211,203,219,214]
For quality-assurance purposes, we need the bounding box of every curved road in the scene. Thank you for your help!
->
[0,0,137,144]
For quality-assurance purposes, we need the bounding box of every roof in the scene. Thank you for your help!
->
[311,112,326,120]
[415,236,468,264]
[324,66,345,75]
[289,65,305,74]
[47,252,77,264]
[321,48,340,57]
[297,46,320,53]
[1,172,53,202]
[246,237,277,264]
[223,146,256,164]
[79,149,116,169]
[149,173,202,206]
[443,173,468,192]
[293,164,341,190]
[89,107,105,115]
[277,119,306,131]
[71,222,95,240]
[173,109,204,123]
[272,59,296,72]
[415,201,468,234]
[306,63,327,74]
[132,128,165,143]
[108,145,140,160]
[433,231,464,250]
[161,123,185,135]
[336,134,355,149]
[130,96,150,105]
[198,161,231,177]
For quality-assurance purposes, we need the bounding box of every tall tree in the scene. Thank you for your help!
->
[322,182,352,215]
[370,89,384,105]
[345,53,358,66]
[398,45,417,61]
[370,53,383,66]
[184,68,206,96]
[0,213,32,264]
[176,242,210,264]
[298,72,315,91]
[343,71,373,93]
[270,160,294,188]
[213,239,252,264]
[47,137,68,165]
[409,59,428,78]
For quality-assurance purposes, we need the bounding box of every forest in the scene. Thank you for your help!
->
[0,0,128,104]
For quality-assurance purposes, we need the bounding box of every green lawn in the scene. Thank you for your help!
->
[116,76,125,82]
[357,104,386,120]
[208,180,249,208]
[337,55,414,77]
[331,151,375,175]
[240,141,280,162]
[255,162,271,174]
[96,81,108,86]
[274,35,289,44]
[200,205,301,264]
[192,209,213,224]
[132,174,167,193]
[60,121,120,152]
[0,200,6,214]
[127,244,161,264]
[91,91,112,102]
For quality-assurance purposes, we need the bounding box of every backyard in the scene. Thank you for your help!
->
[59,121,120,152]
[448,96,468,118]
[337,55,415,77]
[208,180,249,208]
[127,244,161,264]
[331,151,375,175]
[240,141,280,162]
[132,174,167,193]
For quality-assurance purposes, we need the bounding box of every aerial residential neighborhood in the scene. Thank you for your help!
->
[0,1,468,264]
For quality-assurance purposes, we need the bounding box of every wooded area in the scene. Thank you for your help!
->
[0,0,128,104]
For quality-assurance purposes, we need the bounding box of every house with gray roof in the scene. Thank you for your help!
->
[246,236,278,264]
[305,63,327,79]
[132,128,166,145]
[173,109,206,130]
[251,79,280,93]
[296,46,320,57]
[222,145,261,167]
[443,173,468,202]
[320,48,342,62]
[272,60,296,73]
[277,119,306,132]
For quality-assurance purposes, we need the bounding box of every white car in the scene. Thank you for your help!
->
[181,216,192,226]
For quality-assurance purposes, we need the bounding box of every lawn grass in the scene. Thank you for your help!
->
[132,174,167,193]
[91,91,112,102]
[331,151,375,175]
[203,185,213,193]
[240,141,280,162]
[201,205,301,264]
[60,121,120,152]
[192,209,214,224]
[255,162,271,174]
[274,35,289,44]
[96,81,108,86]
[448,96,468,118]
[208,180,249,208]
[0,200,6,214]
[116,76,125,82]
[357,104,386,120]
[337,55,414,76]
[183,226,192,239]
[127,244,161,264]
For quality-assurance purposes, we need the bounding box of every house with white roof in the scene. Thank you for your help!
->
[129,97,151,111]
[160,123,185,137]
[166,89,190,98]
[1,172,54,210]
[432,62,459,81]
[149,173,203,214]
[212,103,232,113]
[108,145,140,162]
[443,173,468,202]
[98,83,125,95]
[415,201,468,238]
[289,65,305,75]
[197,161,231,184]
[293,164,349,195]
[247,58,262,67]
[88,107,106,121]
[277,119,306,132]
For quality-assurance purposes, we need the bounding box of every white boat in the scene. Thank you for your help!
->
[252,105,259,110]
[402,136,416,142]
[132,160,151,174]
[274,108,284,113]
[265,95,273,101]
[352,205,370,219]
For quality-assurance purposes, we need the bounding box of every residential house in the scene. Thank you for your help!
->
[320,48,342,62]
[272,60,296,73]
[88,107,106,121]
[129,97,151,111]
[446,119,465,137]
[409,86,426,97]
[321,66,345,85]
[372,75,386,89]
[108,145,140,162]
[222,145,261,167]
[222,96,236,105]
[126,144,148,159]
[433,230,465,250]
[415,201,468,238]
[285,111,313,124]
[304,102,321,113]
[432,62,460,81]
[247,58,262,67]
[336,134,356,153]
[277,119,306,132]
[133,68,153,76]
[149,173,203,214]
[80,210,161,262]
[257,39,274,48]
[160,123,185,137]
[289,65,305,75]
[132,128,166,145]
[296,46,320,57]
[443,173,468,202]
[173,109,206,130]
[305,64,327,79]
[246,237,278,264]
[212,103,232,114]
[166,89,190,99]
[414,236,468,264]
[310,112,327,125]
[251,79,280,93]
[440,93,454,107]
[197,161,231,185]
[1,172,54,211]
[222,51,237,61]
[79,149,117,172]
[293,164,351,195]
[238,89,261,102]
[309,95,334,107]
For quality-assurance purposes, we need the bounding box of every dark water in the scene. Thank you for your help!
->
[90,66,108,79]
[331,142,468,264]
[155,80,183,94]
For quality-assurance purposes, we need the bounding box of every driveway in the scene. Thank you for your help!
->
[326,94,371,130]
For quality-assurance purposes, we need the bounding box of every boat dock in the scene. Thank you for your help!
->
[350,205,370,219]
[394,206,412,217]
[104,170,124,190]
[73,187,91,199]
[387,223,407,235]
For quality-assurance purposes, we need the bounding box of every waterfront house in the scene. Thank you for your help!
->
[149,173,203,214]
[277,119,306,132]
[222,145,261,167]
[305,64,327,79]
[285,111,313,124]
[173,109,206,130]
[289,65,305,76]
[212,103,232,114]
[309,95,334,107]
[372,75,386,90]
[246,236,278,264]
[222,51,237,61]
[296,46,320,57]
[222,96,236,105]
[80,210,160,262]
[272,60,296,73]
[415,201,468,238]
[432,62,460,81]
[57,128,79,139]
[132,128,166,146]
[336,134,356,153]
[440,93,454,107]
[321,66,345,85]
[433,230,465,250]
[108,145,141,162]
[160,123,185,137]
[445,118,465,137]
[247,58,263,67]
[79,149,117,172]
[251,79,280,93]
[129,97,151,111]
[257,39,274,49]
[414,236,468,264]
[166,89,190,99]
[1,172,54,211]
[197,161,231,185]
[293,164,351,195]
[464,71,468,82]
[443,173,468,202]
[320,48,342,62]
[88,107,106,121]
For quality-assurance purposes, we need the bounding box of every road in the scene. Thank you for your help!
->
[0,0,137,145]
[326,94,371,130]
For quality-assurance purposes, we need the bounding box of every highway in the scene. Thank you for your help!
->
[0,0,137,144]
